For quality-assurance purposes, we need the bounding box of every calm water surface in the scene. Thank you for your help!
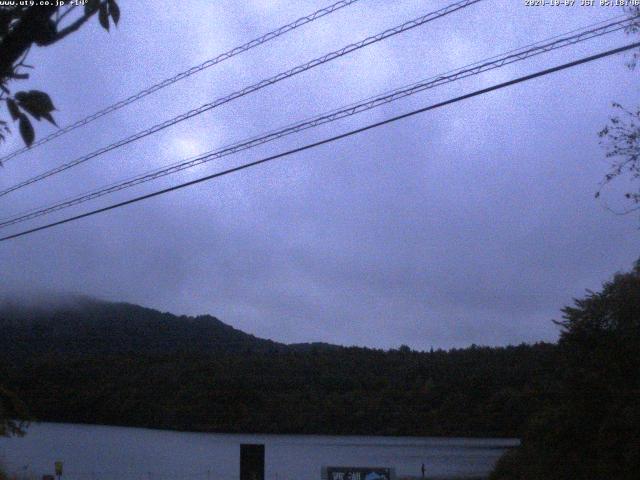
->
[0,423,518,480]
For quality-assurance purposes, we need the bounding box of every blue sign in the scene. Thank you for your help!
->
[326,467,392,480]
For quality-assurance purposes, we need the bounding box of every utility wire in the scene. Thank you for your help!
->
[0,0,482,198]
[0,0,361,165]
[0,15,634,229]
[1,41,637,243]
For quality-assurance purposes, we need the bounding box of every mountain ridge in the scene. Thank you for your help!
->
[0,294,558,438]
[0,295,310,359]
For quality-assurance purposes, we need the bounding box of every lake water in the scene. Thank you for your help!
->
[0,423,518,480]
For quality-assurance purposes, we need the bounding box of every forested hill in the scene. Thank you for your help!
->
[0,295,288,359]
[0,296,558,438]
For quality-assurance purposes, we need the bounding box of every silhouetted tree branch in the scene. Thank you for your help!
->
[0,0,120,147]
[597,7,640,215]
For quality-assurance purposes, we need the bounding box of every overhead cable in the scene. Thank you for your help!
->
[2,41,637,242]
[0,0,361,164]
[0,0,483,198]
[0,15,633,229]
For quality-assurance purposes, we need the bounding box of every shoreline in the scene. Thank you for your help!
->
[19,420,521,444]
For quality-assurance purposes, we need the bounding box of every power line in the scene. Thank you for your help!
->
[2,41,637,243]
[0,15,633,229]
[0,0,361,165]
[0,0,483,198]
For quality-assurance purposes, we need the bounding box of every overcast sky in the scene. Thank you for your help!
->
[0,0,638,349]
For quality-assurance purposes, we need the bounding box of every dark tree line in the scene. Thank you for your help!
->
[0,341,557,438]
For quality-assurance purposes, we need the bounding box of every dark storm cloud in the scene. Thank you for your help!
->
[0,0,638,349]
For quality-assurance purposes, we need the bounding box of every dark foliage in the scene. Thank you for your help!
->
[0,1,119,146]
[490,260,640,480]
